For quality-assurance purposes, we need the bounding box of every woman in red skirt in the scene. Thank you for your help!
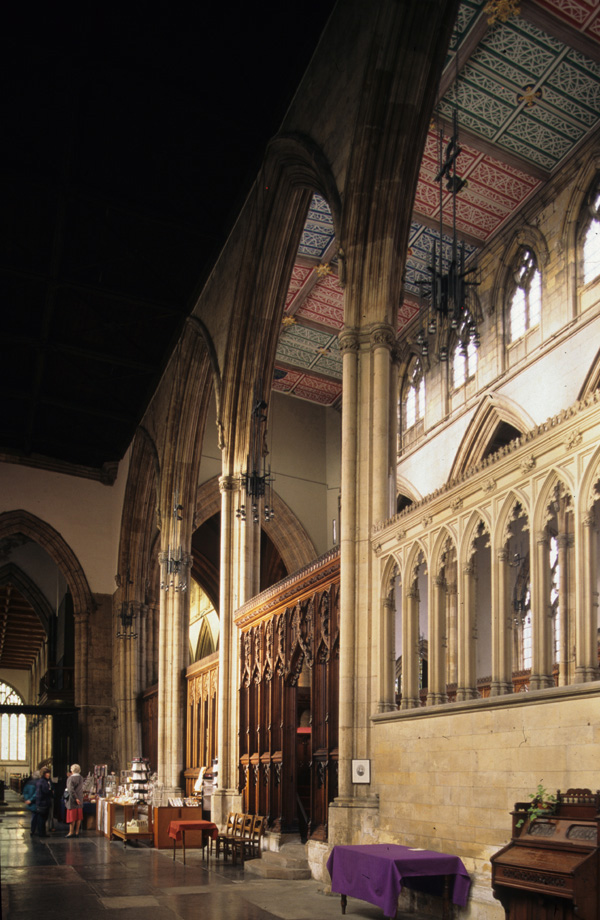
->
[65,763,84,837]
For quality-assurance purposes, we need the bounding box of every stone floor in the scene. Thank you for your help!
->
[0,791,423,920]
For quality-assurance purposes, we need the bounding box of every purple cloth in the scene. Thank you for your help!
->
[326,844,471,917]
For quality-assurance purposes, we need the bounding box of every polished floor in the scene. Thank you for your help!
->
[0,791,409,920]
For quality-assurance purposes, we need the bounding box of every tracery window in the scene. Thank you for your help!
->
[582,182,600,284]
[0,682,26,761]
[452,338,477,389]
[508,248,541,343]
[403,359,425,430]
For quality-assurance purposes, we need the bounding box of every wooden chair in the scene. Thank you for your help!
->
[248,815,266,860]
[215,812,236,861]
[231,812,254,864]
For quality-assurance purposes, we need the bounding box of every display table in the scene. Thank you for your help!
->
[110,802,153,847]
[327,844,470,919]
[153,805,203,848]
[168,819,218,865]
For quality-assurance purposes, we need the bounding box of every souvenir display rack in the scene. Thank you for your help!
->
[131,758,150,802]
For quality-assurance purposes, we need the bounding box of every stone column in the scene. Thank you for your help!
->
[213,474,243,824]
[337,330,359,801]
[371,325,393,521]
[427,575,445,705]
[457,562,478,701]
[379,591,396,712]
[73,609,90,763]
[400,584,420,709]
[531,530,553,689]
[157,551,191,793]
[557,533,570,687]
[491,548,512,696]
[446,570,458,689]
[578,512,598,682]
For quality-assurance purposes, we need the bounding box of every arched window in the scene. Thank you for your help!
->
[0,682,26,761]
[508,248,541,343]
[452,338,477,389]
[582,181,600,284]
[402,358,425,432]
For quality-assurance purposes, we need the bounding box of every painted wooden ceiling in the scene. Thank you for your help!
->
[274,0,600,409]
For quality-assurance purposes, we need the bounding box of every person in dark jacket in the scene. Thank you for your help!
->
[22,772,39,836]
[34,767,53,837]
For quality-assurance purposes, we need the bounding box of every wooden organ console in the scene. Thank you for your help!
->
[491,788,600,919]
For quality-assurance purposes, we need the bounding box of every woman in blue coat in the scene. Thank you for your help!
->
[34,767,53,837]
[22,772,38,836]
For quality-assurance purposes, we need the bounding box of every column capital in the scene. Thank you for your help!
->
[338,329,360,355]
[219,474,239,493]
[369,322,395,352]
[556,532,573,550]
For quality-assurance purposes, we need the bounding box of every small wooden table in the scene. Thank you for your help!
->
[168,819,218,865]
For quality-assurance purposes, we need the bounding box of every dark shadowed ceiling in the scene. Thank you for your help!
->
[3,0,600,672]
[3,0,600,475]
[1,3,336,475]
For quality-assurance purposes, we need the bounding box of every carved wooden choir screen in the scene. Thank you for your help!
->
[235,550,340,840]
[184,653,218,795]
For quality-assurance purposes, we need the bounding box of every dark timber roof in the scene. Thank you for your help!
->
[1,3,336,474]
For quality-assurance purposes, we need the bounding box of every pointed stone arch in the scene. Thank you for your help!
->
[0,562,53,634]
[0,510,94,618]
[450,393,535,480]
[194,476,317,577]
[492,225,550,312]
[495,489,531,552]
[533,469,575,535]
[461,510,492,566]
[578,347,600,401]
[580,441,600,514]
[380,553,401,601]
[431,527,457,578]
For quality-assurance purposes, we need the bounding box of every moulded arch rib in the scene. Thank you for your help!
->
[494,489,531,551]
[449,393,535,481]
[0,510,94,619]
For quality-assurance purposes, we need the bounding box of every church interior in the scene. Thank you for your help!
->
[2,1,600,917]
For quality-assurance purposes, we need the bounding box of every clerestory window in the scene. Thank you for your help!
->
[452,338,477,389]
[403,359,425,430]
[508,248,541,343]
[582,184,600,284]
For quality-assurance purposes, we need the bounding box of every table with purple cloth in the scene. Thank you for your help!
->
[326,844,470,919]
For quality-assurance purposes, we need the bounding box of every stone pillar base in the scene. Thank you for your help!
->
[211,788,243,828]
[327,796,380,846]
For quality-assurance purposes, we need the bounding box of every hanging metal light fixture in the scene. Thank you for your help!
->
[117,567,137,639]
[160,489,188,592]
[236,390,275,525]
[416,62,482,362]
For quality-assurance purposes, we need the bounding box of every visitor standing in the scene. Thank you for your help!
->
[65,763,84,837]
[22,772,39,836]
[34,767,53,837]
